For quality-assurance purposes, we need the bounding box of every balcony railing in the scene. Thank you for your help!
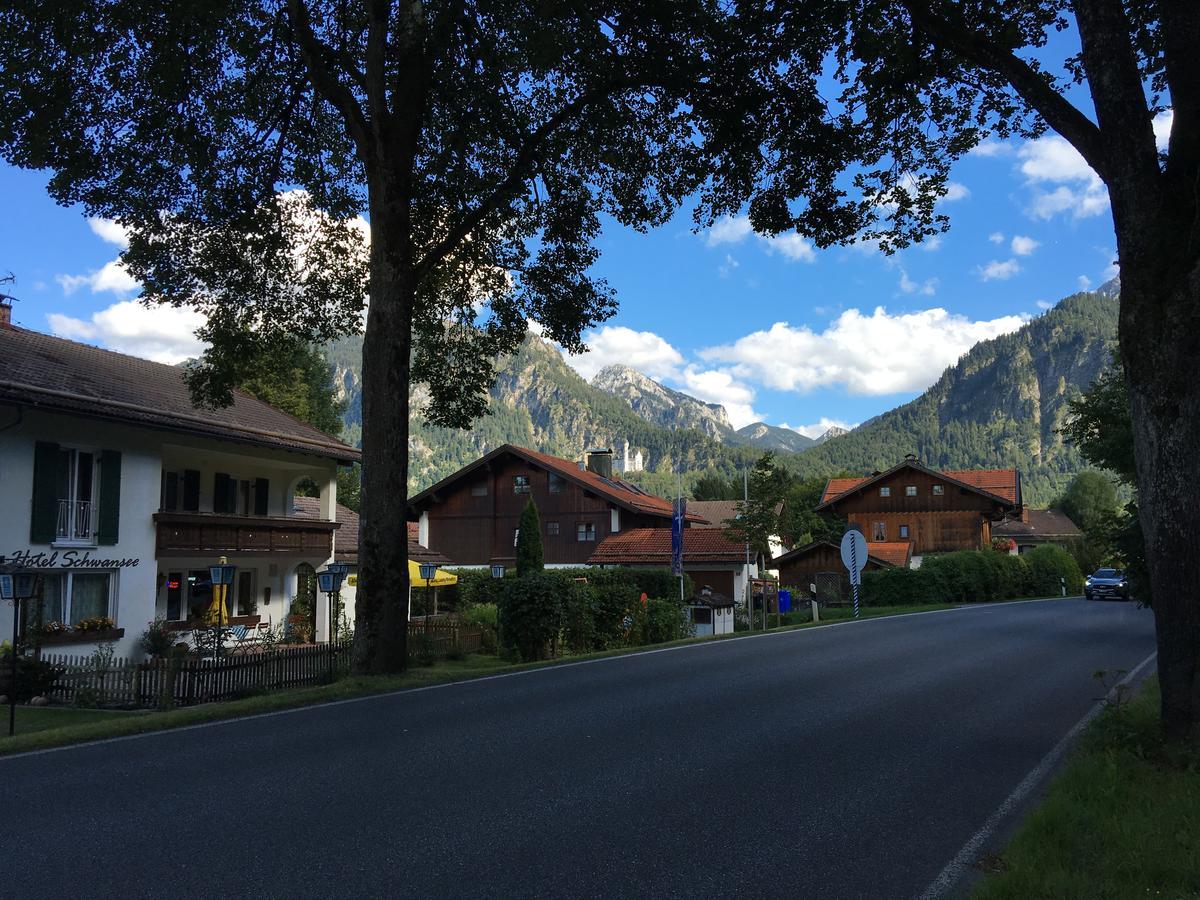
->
[154,511,338,558]
[56,499,95,542]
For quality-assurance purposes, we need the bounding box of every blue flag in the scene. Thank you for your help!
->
[671,497,686,576]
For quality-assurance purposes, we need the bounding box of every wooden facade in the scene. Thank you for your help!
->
[775,541,890,591]
[819,462,1019,555]
[411,448,680,566]
[154,511,336,558]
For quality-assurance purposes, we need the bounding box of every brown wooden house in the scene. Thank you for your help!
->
[408,445,705,567]
[773,539,908,600]
[816,458,1021,557]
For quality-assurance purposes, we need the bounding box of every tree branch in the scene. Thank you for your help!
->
[287,0,373,163]
[901,0,1109,180]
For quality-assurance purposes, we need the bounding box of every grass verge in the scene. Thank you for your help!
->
[973,677,1200,900]
[8,706,134,736]
[0,598,1037,757]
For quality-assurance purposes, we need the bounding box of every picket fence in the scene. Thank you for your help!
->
[40,622,484,710]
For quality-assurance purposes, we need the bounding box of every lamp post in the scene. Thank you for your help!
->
[3,570,38,737]
[316,566,346,644]
[208,557,236,664]
[419,562,437,635]
[490,563,506,580]
[326,561,350,643]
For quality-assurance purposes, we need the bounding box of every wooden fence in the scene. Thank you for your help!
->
[39,623,484,709]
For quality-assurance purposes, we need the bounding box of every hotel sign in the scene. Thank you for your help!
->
[0,550,141,570]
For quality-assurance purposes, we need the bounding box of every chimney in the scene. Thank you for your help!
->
[586,448,614,479]
[0,300,10,328]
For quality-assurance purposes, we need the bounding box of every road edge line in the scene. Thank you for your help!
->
[916,650,1159,900]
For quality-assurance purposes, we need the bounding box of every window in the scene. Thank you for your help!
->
[899,525,909,539]
[693,607,713,625]
[879,486,891,497]
[577,522,596,542]
[872,521,886,541]
[513,528,520,547]
[932,484,944,496]
[236,570,256,616]
[38,572,112,627]
[549,473,565,494]
[513,475,530,494]
[54,448,98,541]
[470,480,488,497]
[905,485,917,497]
[547,522,560,536]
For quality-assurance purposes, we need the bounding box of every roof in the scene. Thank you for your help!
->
[866,541,913,567]
[772,539,900,569]
[293,496,450,567]
[409,444,706,523]
[818,459,1019,509]
[588,528,748,566]
[0,325,359,463]
[689,587,735,608]
[993,509,1082,540]
[689,500,743,530]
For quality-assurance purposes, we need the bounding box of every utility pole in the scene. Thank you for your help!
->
[743,467,752,630]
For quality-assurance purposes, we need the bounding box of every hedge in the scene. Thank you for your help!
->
[860,546,1083,607]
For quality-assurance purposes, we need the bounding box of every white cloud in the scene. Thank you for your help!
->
[565,325,685,382]
[1077,275,1092,290]
[988,232,1005,244]
[678,367,761,429]
[781,418,857,440]
[971,140,1013,158]
[977,259,1021,281]
[765,233,816,263]
[87,217,130,250]
[943,181,970,202]
[920,235,944,253]
[1017,135,1108,220]
[699,306,1027,396]
[55,259,140,296]
[47,301,206,364]
[1103,259,1120,280]
[1153,109,1173,151]
[1036,300,1053,311]
[898,268,937,296]
[705,215,754,247]
[718,254,739,278]
[1010,235,1040,256]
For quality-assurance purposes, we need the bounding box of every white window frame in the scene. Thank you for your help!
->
[38,570,116,627]
[932,484,945,496]
[905,485,917,497]
[879,486,891,497]
[577,522,596,542]
[55,446,101,545]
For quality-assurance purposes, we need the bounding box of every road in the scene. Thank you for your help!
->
[2,599,1154,899]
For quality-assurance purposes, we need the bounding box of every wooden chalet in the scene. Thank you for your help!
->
[992,508,1082,554]
[816,457,1021,556]
[773,539,908,597]
[408,445,706,568]
[587,527,753,600]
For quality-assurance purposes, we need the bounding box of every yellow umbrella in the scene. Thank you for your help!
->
[408,560,458,587]
[205,590,229,624]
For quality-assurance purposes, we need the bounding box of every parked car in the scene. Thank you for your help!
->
[1085,568,1130,601]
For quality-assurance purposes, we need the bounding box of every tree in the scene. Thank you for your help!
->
[1059,470,1119,536]
[704,2,1200,741]
[0,2,737,674]
[515,499,544,577]
[692,472,739,501]
[238,339,346,436]
[724,453,789,565]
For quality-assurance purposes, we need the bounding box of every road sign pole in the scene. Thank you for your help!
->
[850,541,860,619]
[852,583,860,619]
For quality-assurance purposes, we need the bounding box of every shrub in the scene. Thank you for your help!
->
[562,582,597,655]
[139,619,177,658]
[631,598,692,645]
[496,573,565,662]
[0,651,63,703]
[515,499,545,576]
[462,602,500,654]
[1026,544,1084,596]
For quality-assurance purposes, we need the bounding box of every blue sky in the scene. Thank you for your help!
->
[0,95,1170,440]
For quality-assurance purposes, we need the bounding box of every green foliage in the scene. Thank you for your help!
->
[496,574,565,663]
[860,546,1081,606]
[630,598,692,645]
[515,500,544,577]
[237,340,347,437]
[724,453,788,558]
[461,602,500,654]
[337,465,362,514]
[0,652,63,703]
[1025,545,1084,596]
[139,619,177,659]
[1058,470,1119,535]
[693,472,740,500]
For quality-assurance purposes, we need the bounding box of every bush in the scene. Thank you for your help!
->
[139,618,177,658]
[0,652,63,703]
[861,546,1076,606]
[1026,544,1084,596]
[496,573,565,662]
[631,598,692,645]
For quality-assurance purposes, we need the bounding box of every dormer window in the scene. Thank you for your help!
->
[513,475,530,494]
[549,473,565,494]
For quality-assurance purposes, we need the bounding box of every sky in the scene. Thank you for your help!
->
[0,51,1171,440]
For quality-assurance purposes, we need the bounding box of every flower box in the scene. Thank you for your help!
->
[37,627,125,647]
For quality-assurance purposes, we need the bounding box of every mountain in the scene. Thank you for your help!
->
[591,364,732,439]
[735,422,816,452]
[813,426,849,445]
[781,283,1120,504]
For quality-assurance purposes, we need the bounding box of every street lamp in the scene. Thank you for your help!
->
[3,569,39,737]
[490,563,506,580]
[208,557,236,663]
[419,562,437,633]
[317,566,346,643]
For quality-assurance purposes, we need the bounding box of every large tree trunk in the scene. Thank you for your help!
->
[1119,249,1200,741]
[353,195,415,675]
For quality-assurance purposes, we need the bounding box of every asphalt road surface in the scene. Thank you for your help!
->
[2,599,1155,899]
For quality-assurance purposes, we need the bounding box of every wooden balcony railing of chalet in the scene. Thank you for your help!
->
[154,511,337,558]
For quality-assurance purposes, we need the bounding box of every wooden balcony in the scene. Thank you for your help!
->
[154,511,338,559]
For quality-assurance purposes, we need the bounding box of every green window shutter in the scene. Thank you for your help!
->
[254,478,269,517]
[30,441,61,544]
[97,450,122,545]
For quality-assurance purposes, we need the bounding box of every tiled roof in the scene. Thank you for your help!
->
[0,325,359,463]
[409,444,704,523]
[866,541,913,567]
[819,460,1019,507]
[688,500,742,529]
[293,497,450,567]
[994,509,1082,539]
[588,528,748,565]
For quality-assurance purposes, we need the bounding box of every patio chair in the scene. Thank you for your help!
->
[171,630,194,651]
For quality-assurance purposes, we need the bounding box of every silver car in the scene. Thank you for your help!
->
[1085,567,1130,601]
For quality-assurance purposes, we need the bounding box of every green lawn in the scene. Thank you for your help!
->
[0,600,1025,756]
[6,705,134,736]
[974,678,1200,900]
